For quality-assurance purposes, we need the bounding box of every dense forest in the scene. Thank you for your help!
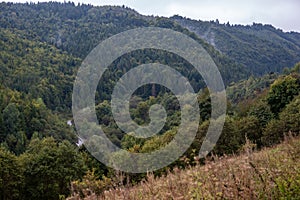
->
[0,2,300,199]
[173,15,300,75]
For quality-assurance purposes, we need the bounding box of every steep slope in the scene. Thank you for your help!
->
[0,84,77,154]
[1,3,300,94]
[0,28,80,111]
[0,2,149,58]
[173,16,300,75]
[226,73,278,103]
[0,2,248,87]
[69,136,300,199]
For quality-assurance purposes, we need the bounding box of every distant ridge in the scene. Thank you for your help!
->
[172,15,300,75]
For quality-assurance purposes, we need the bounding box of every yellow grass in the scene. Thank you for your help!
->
[70,136,300,200]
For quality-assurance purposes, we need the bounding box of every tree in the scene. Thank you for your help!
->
[249,100,273,127]
[134,101,150,124]
[213,117,242,155]
[234,116,262,147]
[262,94,300,146]
[2,103,28,154]
[267,74,300,116]
[279,94,300,133]
[291,62,300,73]
[121,132,146,150]
[0,147,23,200]
[3,103,20,135]
[20,137,86,199]
[197,88,211,122]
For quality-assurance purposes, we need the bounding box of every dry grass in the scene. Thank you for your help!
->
[69,136,300,200]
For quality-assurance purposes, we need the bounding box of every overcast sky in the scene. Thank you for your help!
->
[4,0,300,32]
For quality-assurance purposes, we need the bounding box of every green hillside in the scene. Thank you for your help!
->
[0,28,80,111]
[0,2,249,87]
[0,2,300,199]
[173,15,300,75]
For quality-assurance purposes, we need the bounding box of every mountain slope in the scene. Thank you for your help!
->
[1,2,300,85]
[1,2,148,58]
[173,16,300,75]
[0,2,248,89]
[0,28,80,111]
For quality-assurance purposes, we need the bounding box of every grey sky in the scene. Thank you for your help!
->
[5,0,300,32]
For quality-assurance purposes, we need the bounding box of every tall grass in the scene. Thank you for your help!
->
[69,136,300,199]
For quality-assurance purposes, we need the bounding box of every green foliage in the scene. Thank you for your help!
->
[262,94,300,146]
[227,73,277,104]
[0,147,23,200]
[278,95,300,133]
[95,100,113,126]
[234,116,262,146]
[0,28,80,111]
[2,2,299,80]
[140,128,177,153]
[20,137,86,199]
[79,147,109,180]
[213,117,243,155]
[70,169,112,198]
[291,62,300,73]
[174,16,300,75]
[275,175,300,199]
[0,86,77,154]
[0,2,248,89]
[3,103,20,134]
[267,74,300,116]
[248,100,274,127]
[0,2,300,198]
[197,88,211,121]
[121,133,147,150]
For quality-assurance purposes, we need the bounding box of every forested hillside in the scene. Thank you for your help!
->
[0,2,300,199]
[0,2,249,87]
[0,28,80,111]
[70,63,300,199]
[0,2,148,58]
[173,15,300,75]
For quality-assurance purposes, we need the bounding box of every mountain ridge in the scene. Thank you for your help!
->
[1,2,300,78]
[172,15,300,75]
